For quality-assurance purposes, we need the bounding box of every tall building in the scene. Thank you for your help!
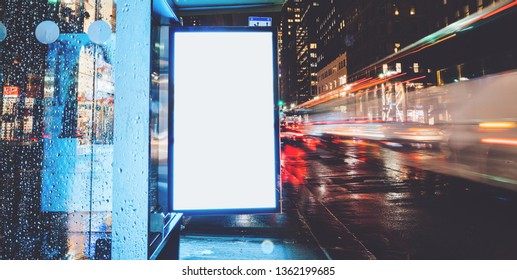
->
[298,0,516,124]
[279,0,321,107]
[427,0,506,31]
[319,0,508,82]
[280,0,507,108]
[317,52,347,96]
[279,0,302,107]
[315,0,433,82]
[314,0,349,74]
[297,1,321,104]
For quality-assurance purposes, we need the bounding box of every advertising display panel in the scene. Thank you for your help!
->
[169,27,280,214]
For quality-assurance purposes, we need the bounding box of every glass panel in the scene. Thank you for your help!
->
[148,23,172,256]
[150,26,170,216]
[1,0,116,260]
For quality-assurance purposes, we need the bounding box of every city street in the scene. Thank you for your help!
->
[3,0,517,263]
[281,137,517,259]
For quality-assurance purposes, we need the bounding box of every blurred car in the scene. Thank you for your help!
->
[280,126,304,143]
[383,122,445,147]
[302,120,444,147]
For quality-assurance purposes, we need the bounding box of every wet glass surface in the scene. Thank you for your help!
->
[1,0,116,260]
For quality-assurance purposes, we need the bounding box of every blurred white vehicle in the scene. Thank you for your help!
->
[441,71,517,189]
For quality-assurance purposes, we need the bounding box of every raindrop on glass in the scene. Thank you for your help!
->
[261,239,275,255]
[35,20,60,44]
[87,20,112,44]
[0,22,7,41]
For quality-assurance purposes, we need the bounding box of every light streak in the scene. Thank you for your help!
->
[481,0,517,19]
[479,122,517,129]
[481,138,517,146]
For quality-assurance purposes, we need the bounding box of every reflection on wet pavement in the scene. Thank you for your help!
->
[179,136,517,260]
[288,137,517,259]
[179,212,329,260]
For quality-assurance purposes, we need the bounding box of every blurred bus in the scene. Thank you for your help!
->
[297,0,517,190]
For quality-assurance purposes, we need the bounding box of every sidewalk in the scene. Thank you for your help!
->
[179,182,375,260]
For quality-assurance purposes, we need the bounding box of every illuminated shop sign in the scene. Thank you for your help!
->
[2,86,20,97]
[170,27,280,214]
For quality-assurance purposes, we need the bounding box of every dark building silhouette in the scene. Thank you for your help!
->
[279,0,507,106]
[279,0,321,107]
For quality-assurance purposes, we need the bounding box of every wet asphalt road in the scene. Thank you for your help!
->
[281,137,517,260]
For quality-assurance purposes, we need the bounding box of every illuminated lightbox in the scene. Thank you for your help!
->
[170,27,280,214]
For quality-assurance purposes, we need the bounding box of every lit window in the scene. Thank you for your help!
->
[410,7,416,15]
[413,63,419,73]
[339,75,347,85]
[394,42,400,53]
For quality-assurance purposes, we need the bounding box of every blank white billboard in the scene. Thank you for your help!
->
[170,28,280,213]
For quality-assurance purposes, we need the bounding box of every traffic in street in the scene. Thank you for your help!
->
[281,133,517,259]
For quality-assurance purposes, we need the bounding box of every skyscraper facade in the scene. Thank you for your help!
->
[280,0,321,106]
[280,0,507,107]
